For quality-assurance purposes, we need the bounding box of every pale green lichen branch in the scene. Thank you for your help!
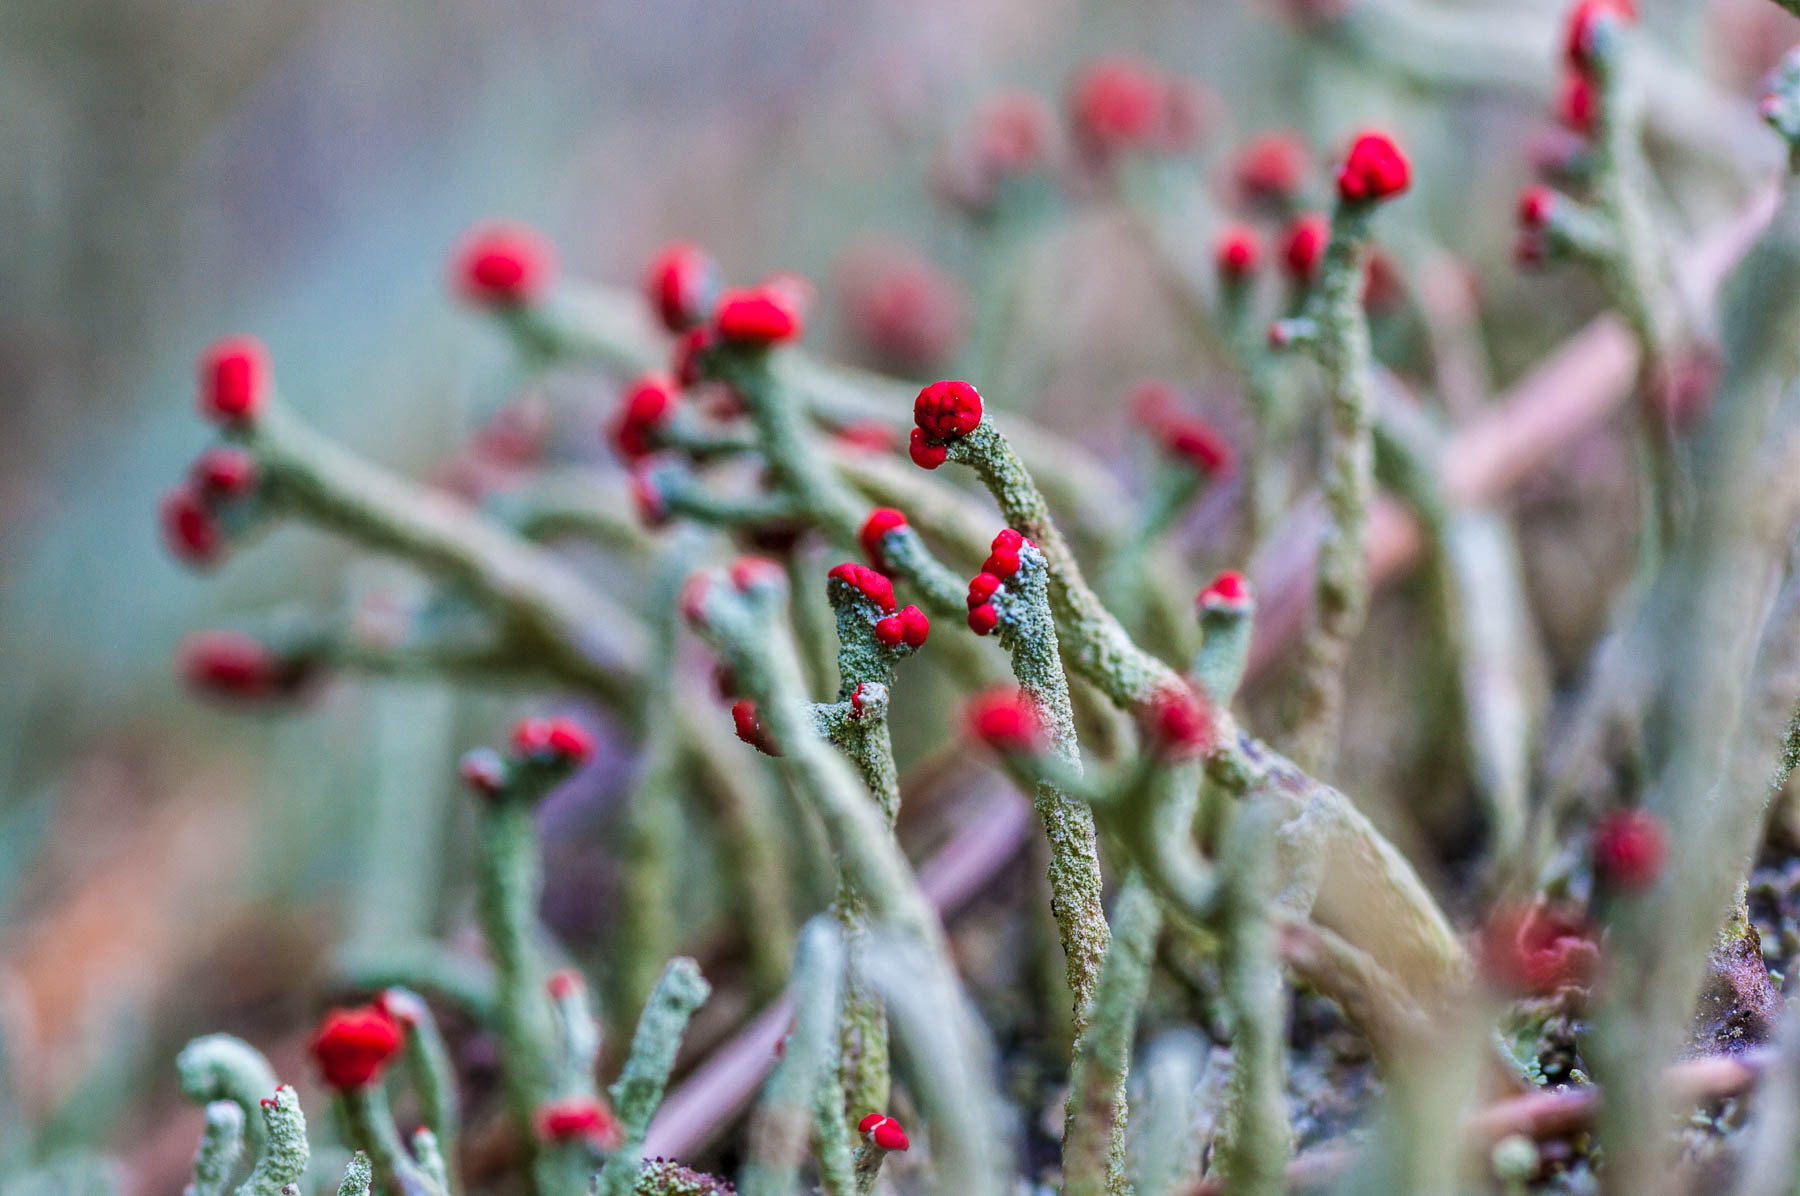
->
[595,957,713,1196]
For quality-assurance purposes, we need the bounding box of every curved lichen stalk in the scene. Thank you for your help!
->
[683,560,1008,1196]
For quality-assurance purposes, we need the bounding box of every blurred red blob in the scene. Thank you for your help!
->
[1215,224,1264,280]
[179,630,311,701]
[537,1098,623,1149]
[837,242,968,373]
[1478,903,1600,996]
[965,689,1045,752]
[1142,685,1214,757]
[1281,213,1330,284]
[1069,56,1166,155]
[1591,808,1668,892]
[715,286,805,347]
[455,222,554,308]
[643,242,719,333]
[198,335,270,424]
[1233,132,1310,206]
[160,484,222,566]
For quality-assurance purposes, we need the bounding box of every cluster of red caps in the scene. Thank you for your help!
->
[163,338,272,567]
[1334,131,1412,205]
[827,561,931,650]
[964,529,1033,636]
[909,379,984,470]
[459,716,596,797]
[1517,1,1636,260]
[857,1112,910,1153]
[607,243,813,471]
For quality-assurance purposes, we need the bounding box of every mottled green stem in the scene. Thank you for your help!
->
[336,1153,374,1196]
[947,420,1184,708]
[615,541,696,1029]
[740,920,855,1196]
[237,1085,310,1196]
[977,541,1110,1034]
[236,401,649,710]
[336,1084,429,1196]
[471,799,560,1170]
[595,958,712,1196]
[687,569,1006,1195]
[186,1102,244,1196]
[1587,22,1686,551]
[381,989,460,1193]
[1210,804,1290,1196]
[1062,875,1161,1196]
[1285,201,1380,776]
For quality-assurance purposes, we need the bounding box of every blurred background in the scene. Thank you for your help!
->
[3,0,1797,1189]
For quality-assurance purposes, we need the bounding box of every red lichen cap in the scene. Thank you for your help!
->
[1198,569,1254,613]
[908,428,949,470]
[1233,132,1309,204]
[536,1098,624,1149]
[511,716,595,766]
[874,604,930,649]
[179,630,295,700]
[859,507,909,568]
[1142,685,1215,758]
[732,699,782,756]
[198,335,270,424]
[611,375,681,461]
[1069,56,1166,154]
[857,1113,910,1153]
[827,562,898,613]
[1159,418,1234,475]
[1565,0,1636,66]
[644,242,720,333]
[966,572,1003,609]
[1281,213,1330,283]
[160,484,223,566]
[1557,70,1600,135]
[967,602,1000,635]
[310,1004,404,1090]
[1477,903,1600,997]
[190,448,259,498]
[984,528,1027,579]
[914,379,984,443]
[730,555,788,596]
[714,286,805,347]
[1215,224,1263,280]
[1335,131,1412,204]
[1517,185,1558,230]
[1591,808,1667,892]
[965,689,1045,752]
[455,222,554,308]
